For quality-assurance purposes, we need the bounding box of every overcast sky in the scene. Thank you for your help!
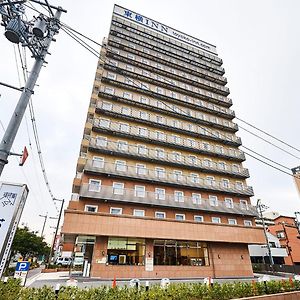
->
[0,0,300,243]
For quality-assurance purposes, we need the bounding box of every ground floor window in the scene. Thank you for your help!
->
[154,240,209,266]
[107,237,145,266]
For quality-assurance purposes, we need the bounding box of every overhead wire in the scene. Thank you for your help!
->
[59,23,296,179]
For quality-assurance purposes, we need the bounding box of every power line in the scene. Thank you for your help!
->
[60,23,295,179]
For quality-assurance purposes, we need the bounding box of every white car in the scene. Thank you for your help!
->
[55,257,72,266]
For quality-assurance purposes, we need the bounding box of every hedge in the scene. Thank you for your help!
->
[0,278,300,300]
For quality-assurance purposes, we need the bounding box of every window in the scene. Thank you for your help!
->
[187,138,196,147]
[136,164,147,175]
[85,205,98,213]
[206,176,215,186]
[186,123,195,132]
[155,188,165,200]
[188,155,197,165]
[99,119,110,128]
[215,146,224,154]
[222,179,230,188]
[209,195,218,207]
[157,101,164,109]
[244,220,252,227]
[110,207,122,215]
[276,231,285,239]
[141,83,149,90]
[156,115,165,124]
[173,120,181,128]
[138,127,148,137]
[172,152,182,161]
[155,148,165,159]
[203,142,210,151]
[115,160,127,172]
[107,72,116,80]
[125,77,134,85]
[113,182,124,195]
[236,181,244,190]
[140,96,149,104]
[88,179,101,192]
[240,200,248,210]
[119,123,129,132]
[126,65,134,72]
[218,162,226,170]
[173,170,183,181]
[232,164,240,173]
[102,101,112,110]
[104,86,115,95]
[127,53,135,60]
[194,215,204,222]
[141,58,149,65]
[175,214,185,221]
[117,141,128,151]
[155,212,166,219]
[190,173,199,183]
[172,135,181,144]
[174,191,184,202]
[212,217,221,224]
[156,87,165,94]
[203,159,212,167]
[156,131,165,140]
[121,107,131,116]
[123,92,133,100]
[192,193,201,204]
[228,219,237,225]
[135,185,145,197]
[140,111,149,120]
[96,136,107,147]
[224,198,233,208]
[109,60,118,66]
[137,145,148,155]
[133,209,145,217]
[92,156,104,168]
[155,167,166,179]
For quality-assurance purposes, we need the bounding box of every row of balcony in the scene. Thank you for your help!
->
[97,84,235,120]
[89,118,245,161]
[102,57,231,108]
[108,35,227,87]
[106,45,229,96]
[112,15,223,66]
[86,137,249,178]
[78,184,257,217]
[94,100,242,147]
[83,160,254,197]
[110,21,225,76]
[96,100,236,142]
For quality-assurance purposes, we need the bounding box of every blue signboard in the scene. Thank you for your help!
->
[15,261,30,272]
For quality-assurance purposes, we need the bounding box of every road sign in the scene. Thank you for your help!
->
[16,261,30,272]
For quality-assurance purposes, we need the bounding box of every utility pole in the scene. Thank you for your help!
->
[0,1,66,177]
[256,199,274,268]
[39,213,48,237]
[47,199,64,267]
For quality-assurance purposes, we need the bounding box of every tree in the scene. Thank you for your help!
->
[11,226,50,259]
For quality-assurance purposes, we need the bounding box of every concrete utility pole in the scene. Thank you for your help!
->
[0,1,66,177]
[256,199,274,267]
[39,213,48,237]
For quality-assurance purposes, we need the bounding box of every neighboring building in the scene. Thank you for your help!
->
[248,231,287,264]
[292,166,300,197]
[268,216,300,265]
[61,5,264,278]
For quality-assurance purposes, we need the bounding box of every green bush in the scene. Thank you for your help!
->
[0,278,300,299]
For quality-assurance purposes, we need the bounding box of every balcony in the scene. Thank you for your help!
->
[98,86,235,121]
[96,98,238,133]
[106,47,230,96]
[88,137,249,178]
[79,184,257,217]
[91,119,246,161]
[83,160,254,197]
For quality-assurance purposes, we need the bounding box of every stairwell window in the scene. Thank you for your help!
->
[88,179,101,192]
[174,191,184,202]
[155,167,165,179]
[206,176,215,186]
[240,200,248,210]
[113,182,124,195]
[155,188,165,200]
[135,185,145,197]
[190,173,199,183]
[115,160,127,172]
[222,179,230,189]
[224,198,233,208]
[192,193,201,205]
[173,170,183,181]
[209,195,218,207]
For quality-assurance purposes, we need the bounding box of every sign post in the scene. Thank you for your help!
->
[14,261,30,286]
[0,182,29,278]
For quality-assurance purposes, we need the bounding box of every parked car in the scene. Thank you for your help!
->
[55,257,72,266]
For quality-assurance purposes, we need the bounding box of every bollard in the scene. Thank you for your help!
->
[145,280,149,292]
[160,278,170,289]
[129,278,140,289]
[112,275,117,288]
[55,283,60,299]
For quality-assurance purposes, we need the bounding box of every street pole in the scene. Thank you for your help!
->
[47,199,64,267]
[0,8,62,177]
[257,199,274,268]
[39,213,48,237]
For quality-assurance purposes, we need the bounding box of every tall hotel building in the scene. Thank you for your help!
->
[62,5,265,278]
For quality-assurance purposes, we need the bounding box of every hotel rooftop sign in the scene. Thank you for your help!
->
[113,5,217,55]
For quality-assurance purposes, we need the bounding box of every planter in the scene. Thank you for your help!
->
[236,291,300,299]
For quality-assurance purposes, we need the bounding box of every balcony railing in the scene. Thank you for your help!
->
[106,46,230,96]
[79,184,257,217]
[91,119,246,161]
[88,137,249,178]
[98,85,235,120]
[96,100,238,137]
[84,160,254,197]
